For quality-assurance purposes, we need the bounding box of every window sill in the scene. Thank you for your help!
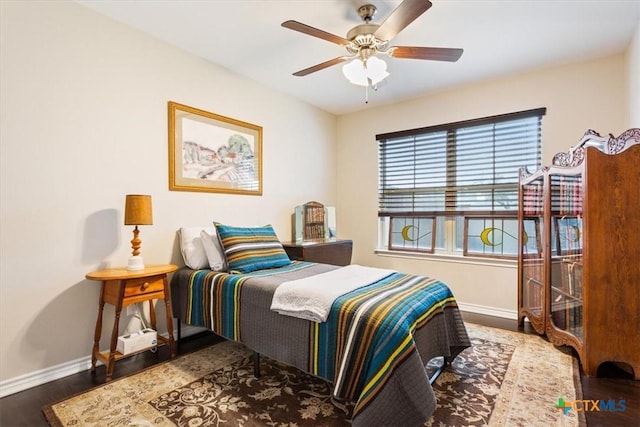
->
[374,249,517,268]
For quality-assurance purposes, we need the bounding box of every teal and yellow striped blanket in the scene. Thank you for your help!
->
[310,272,458,414]
[186,261,313,339]
[183,261,469,425]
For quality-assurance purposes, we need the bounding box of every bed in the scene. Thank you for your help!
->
[170,224,471,426]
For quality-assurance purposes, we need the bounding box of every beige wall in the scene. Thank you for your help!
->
[627,20,640,127]
[0,1,337,385]
[336,54,628,316]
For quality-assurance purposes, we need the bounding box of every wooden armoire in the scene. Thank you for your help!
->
[517,128,640,379]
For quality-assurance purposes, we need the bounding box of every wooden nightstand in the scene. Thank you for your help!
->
[86,264,178,381]
[282,239,353,266]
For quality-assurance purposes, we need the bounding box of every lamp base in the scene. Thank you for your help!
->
[127,256,145,271]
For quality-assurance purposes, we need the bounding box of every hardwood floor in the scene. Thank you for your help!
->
[1,313,637,426]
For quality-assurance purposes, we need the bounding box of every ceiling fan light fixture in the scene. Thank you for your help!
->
[365,56,389,85]
[342,56,389,87]
[342,58,368,86]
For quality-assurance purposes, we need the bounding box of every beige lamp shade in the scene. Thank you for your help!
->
[124,195,153,226]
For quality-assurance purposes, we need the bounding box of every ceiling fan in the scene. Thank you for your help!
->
[282,0,463,88]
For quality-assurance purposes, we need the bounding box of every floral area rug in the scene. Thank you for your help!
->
[43,323,582,426]
[427,323,582,427]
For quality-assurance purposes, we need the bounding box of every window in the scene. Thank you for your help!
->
[377,108,545,259]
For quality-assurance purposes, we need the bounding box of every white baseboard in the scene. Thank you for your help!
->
[0,355,94,398]
[0,325,207,398]
[457,302,518,320]
[178,324,209,339]
[1,307,514,398]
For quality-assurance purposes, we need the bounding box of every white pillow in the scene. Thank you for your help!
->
[201,229,227,271]
[178,227,214,269]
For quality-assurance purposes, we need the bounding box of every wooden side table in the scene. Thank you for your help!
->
[86,264,178,381]
[282,239,353,266]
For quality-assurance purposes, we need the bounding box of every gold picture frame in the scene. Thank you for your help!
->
[168,101,262,195]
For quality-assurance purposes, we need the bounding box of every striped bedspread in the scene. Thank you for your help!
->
[181,262,470,426]
[185,261,311,340]
[309,272,458,416]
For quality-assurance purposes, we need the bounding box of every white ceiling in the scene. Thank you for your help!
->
[75,0,640,116]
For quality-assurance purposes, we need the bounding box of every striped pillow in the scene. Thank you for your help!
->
[214,223,291,274]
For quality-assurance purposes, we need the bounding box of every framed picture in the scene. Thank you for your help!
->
[168,101,262,195]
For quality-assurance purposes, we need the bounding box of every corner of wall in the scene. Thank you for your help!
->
[627,20,640,128]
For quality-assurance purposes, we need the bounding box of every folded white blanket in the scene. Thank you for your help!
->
[270,264,396,323]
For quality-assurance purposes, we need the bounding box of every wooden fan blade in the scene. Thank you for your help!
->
[374,0,432,41]
[282,20,349,46]
[292,57,351,76]
[389,46,463,62]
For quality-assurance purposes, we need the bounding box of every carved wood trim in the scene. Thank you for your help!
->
[552,128,640,167]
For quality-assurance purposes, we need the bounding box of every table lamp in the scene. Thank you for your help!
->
[124,194,153,271]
